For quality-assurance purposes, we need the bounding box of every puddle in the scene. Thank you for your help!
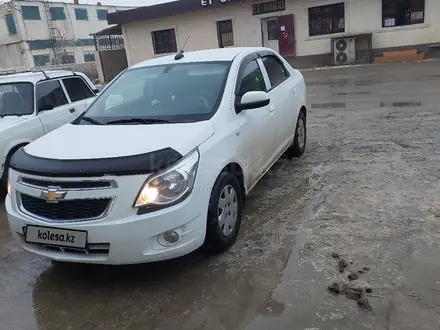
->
[312,103,346,109]
[380,101,422,107]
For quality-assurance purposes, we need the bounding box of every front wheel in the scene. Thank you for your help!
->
[286,111,306,158]
[204,172,243,253]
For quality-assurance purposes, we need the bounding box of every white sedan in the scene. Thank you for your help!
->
[6,47,307,265]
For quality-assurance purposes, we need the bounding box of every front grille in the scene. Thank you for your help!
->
[20,194,111,221]
[20,178,112,189]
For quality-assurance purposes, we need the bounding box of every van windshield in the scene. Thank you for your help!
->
[76,61,231,125]
[0,82,34,117]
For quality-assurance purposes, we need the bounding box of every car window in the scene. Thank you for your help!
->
[0,82,34,116]
[238,60,266,96]
[79,62,231,124]
[36,80,68,111]
[62,77,94,102]
[261,55,289,88]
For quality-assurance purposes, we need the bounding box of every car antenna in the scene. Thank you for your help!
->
[174,36,190,60]
[40,70,49,80]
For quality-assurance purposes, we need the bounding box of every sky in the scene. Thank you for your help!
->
[0,0,172,6]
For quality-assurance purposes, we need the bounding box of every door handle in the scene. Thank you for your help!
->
[269,104,276,113]
[69,108,75,113]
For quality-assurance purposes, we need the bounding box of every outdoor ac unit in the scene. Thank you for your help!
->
[332,37,356,65]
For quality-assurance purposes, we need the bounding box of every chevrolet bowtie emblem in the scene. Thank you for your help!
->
[41,187,66,203]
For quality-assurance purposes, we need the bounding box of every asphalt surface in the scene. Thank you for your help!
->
[1,60,440,330]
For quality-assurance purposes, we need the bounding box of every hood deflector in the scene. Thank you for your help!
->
[10,147,183,177]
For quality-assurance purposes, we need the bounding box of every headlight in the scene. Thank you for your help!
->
[134,149,199,209]
[7,170,11,197]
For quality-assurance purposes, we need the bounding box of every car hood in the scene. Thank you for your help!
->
[25,121,215,160]
[0,115,30,131]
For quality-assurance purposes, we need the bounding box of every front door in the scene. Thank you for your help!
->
[262,17,279,53]
[234,58,275,188]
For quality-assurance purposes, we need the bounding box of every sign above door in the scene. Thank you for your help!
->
[252,0,285,15]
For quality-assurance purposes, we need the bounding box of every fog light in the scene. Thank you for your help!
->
[164,230,179,244]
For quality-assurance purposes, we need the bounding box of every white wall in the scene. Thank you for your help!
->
[123,0,440,65]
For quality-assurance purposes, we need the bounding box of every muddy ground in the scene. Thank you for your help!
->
[1,60,440,330]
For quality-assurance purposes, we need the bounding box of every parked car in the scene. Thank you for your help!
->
[0,70,98,189]
[6,47,307,265]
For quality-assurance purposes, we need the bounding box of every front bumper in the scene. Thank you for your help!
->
[5,170,210,265]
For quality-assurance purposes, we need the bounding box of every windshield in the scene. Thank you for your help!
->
[76,61,231,125]
[0,82,34,117]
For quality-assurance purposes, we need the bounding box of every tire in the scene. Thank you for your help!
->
[204,171,244,253]
[286,111,306,158]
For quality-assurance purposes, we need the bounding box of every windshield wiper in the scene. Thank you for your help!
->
[105,118,171,125]
[81,116,104,125]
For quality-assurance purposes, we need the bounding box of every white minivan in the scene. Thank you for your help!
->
[6,47,307,265]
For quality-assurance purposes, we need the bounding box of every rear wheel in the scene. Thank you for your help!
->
[286,111,306,158]
[204,172,243,253]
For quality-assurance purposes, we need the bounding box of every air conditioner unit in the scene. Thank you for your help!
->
[332,37,356,65]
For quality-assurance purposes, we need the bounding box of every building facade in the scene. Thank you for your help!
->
[108,0,440,68]
[0,0,132,72]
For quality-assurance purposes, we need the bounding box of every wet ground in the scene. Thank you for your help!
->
[2,60,440,330]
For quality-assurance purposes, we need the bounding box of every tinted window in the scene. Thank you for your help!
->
[80,62,230,124]
[238,60,266,96]
[37,80,68,111]
[261,56,289,88]
[63,77,94,102]
[0,83,34,116]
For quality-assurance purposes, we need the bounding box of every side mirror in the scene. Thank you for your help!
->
[235,91,270,113]
[38,104,54,112]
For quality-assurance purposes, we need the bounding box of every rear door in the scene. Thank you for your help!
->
[36,79,75,133]
[60,76,96,116]
[260,53,299,156]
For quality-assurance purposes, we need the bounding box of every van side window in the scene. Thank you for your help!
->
[261,55,289,88]
[37,80,68,111]
[62,77,94,102]
[238,60,266,96]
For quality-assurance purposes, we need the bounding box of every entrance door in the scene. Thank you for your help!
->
[262,17,279,53]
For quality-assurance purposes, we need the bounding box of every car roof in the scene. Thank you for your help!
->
[130,47,272,69]
[0,70,77,84]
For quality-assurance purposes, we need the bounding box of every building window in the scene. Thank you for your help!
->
[50,7,66,20]
[61,53,75,64]
[62,77,94,102]
[84,52,96,62]
[152,29,177,55]
[382,0,425,27]
[33,54,51,67]
[5,15,17,35]
[97,9,108,21]
[217,20,234,48]
[75,8,88,20]
[21,6,41,20]
[308,3,345,36]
